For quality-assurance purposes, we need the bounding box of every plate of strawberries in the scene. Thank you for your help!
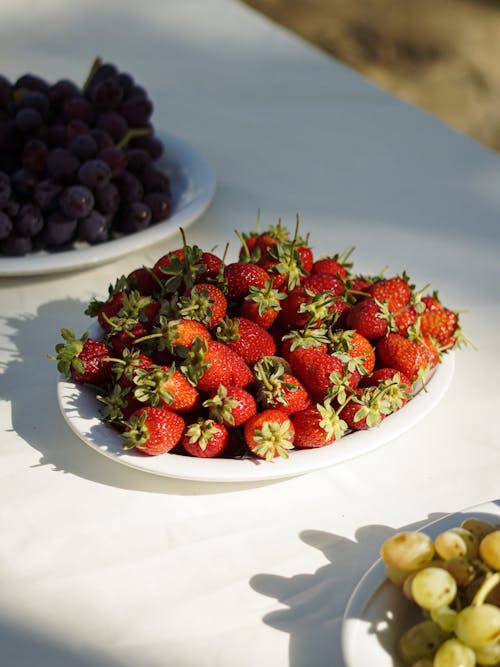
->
[54,219,462,482]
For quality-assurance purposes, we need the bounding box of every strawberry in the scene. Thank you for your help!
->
[178,283,227,329]
[181,418,229,458]
[97,384,143,425]
[243,408,295,461]
[278,286,339,330]
[52,328,113,384]
[393,305,418,337]
[339,386,394,430]
[240,279,286,329]
[122,406,185,455]
[108,322,149,355]
[181,338,253,392]
[291,402,347,448]
[195,251,225,284]
[136,317,212,356]
[345,298,389,340]
[419,308,459,348]
[152,247,185,282]
[302,273,344,297]
[127,266,160,296]
[133,364,200,413]
[360,368,412,411]
[253,357,311,415]
[110,348,153,388]
[311,248,353,279]
[215,316,276,365]
[376,333,435,383]
[289,346,344,402]
[280,328,329,361]
[368,276,412,312]
[421,293,443,312]
[258,238,307,291]
[328,329,376,375]
[224,262,269,301]
[203,385,257,427]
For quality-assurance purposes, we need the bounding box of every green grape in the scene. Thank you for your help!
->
[479,531,500,571]
[411,567,457,611]
[474,639,500,665]
[435,528,478,560]
[431,605,458,632]
[433,638,476,667]
[461,518,495,543]
[455,604,500,649]
[381,532,435,571]
[398,620,451,665]
[386,564,413,587]
[442,557,477,587]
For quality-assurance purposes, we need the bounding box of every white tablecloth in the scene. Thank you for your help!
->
[1,1,499,666]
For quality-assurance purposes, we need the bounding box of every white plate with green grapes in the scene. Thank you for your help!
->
[341,500,500,667]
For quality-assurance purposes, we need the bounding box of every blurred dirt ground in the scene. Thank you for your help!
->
[243,0,500,152]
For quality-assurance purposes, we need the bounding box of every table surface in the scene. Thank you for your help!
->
[1,1,499,666]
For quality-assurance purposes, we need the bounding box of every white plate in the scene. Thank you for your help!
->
[341,499,500,667]
[0,132,216,277]
[57,345,455,483]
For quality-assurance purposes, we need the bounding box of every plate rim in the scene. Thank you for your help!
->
[341,499,500,667]
[0,131,216,277]
[57,343,456,483]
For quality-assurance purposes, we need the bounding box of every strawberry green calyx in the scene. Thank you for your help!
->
[253,357,298,408]
[282,327,329,351]
[84,275,130,317]
[214,316,240,344]
[133,364,176,406]
[324,370,354,406]
[317,402,348,441]
[51,328,89,377]
[110,348,148,383]
[121,411,150,450]
[185,419,220,451]
[203,385,239,426]
[177,287,214,326]
[376,373,413,411]
[179,336,212,386]
[268,237,306,291]
[350,387,393,428]
[251,419,295,461]
[244,279,286,316]
[297,289,339,327]
[158,229,207,293]
[97,384,132,423]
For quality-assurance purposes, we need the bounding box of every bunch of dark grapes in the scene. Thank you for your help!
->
[0,58,172,257]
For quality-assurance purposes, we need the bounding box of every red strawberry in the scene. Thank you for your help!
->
[224,262,269,301]
[133,364,200,413]
[376,333,435,383]
[419,308,459,348]
[181,418,229,458]
[179,283,227,329]
[302,273,344,297]
[244,409,295,461]
[122,406,185,455]
[368,276,412,312]
[240,279,286,329]
[345,298,389,340]
[280,330,328,361]
[204,385,257,427]
[136,318,212,355]
[393,305,418,337]
[215,316,276,365]
[329,330,376,375]
[296,244,314,274]
[181,339,253,393]
[253,357,311,415]
[127,266,160,296]
[152,247,185,281]
[195,251,224,283]
[311,249,353,279]
[421,294,443,312]
[108,322,149,355]
[111,349,153,388]
[360,368,412,411]
[52,328,113,384]
[289,347,344,402]
[291,403,347,448]
[339,386,393,430]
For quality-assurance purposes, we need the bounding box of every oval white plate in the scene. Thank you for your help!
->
[341,499,500,667]
[0,132,216,277]
[57,349,455,483]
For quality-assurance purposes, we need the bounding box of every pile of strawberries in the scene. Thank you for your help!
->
[52,219,466,461]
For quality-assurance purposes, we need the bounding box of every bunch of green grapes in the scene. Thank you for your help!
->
[380,518,500,667]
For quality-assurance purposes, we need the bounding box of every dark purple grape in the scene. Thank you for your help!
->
[116,72,134,96]
[0,120,22,153]
[11,168,37,198]
[1,235,32,256]
[0,76,12,112]
[97,146,127,177]
[128,85,147,98]
[96,111,127,142]
[144,192,172,222]
[119,202,151,233]
[89,128,114,152]
[15,203,43,236]
[15,107,43,133]
[115,170,143,204]
[0,171,12,207]
[18,91,50,121]
[120,95,153,126]
[65,118,89,144]
[43,210,77,246]
[15,74,49,94]
[4,199,20,218]
[68,133,97,161]
[77,159,111,189]
[78,210,109,243]
[129,134,163,160]
[22,139,48,173]
[92,77,123,110]
[33,179,61,210]
[125,148,151,175]
[85,63,119,95]
[48,79,80,111]
[63,96,94,124]
[142,163,170,194]
[94,182,120,215]
[46,148,80,182]
[0,211,13,239]
[59,184,94,218]
[47,124,67,148]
